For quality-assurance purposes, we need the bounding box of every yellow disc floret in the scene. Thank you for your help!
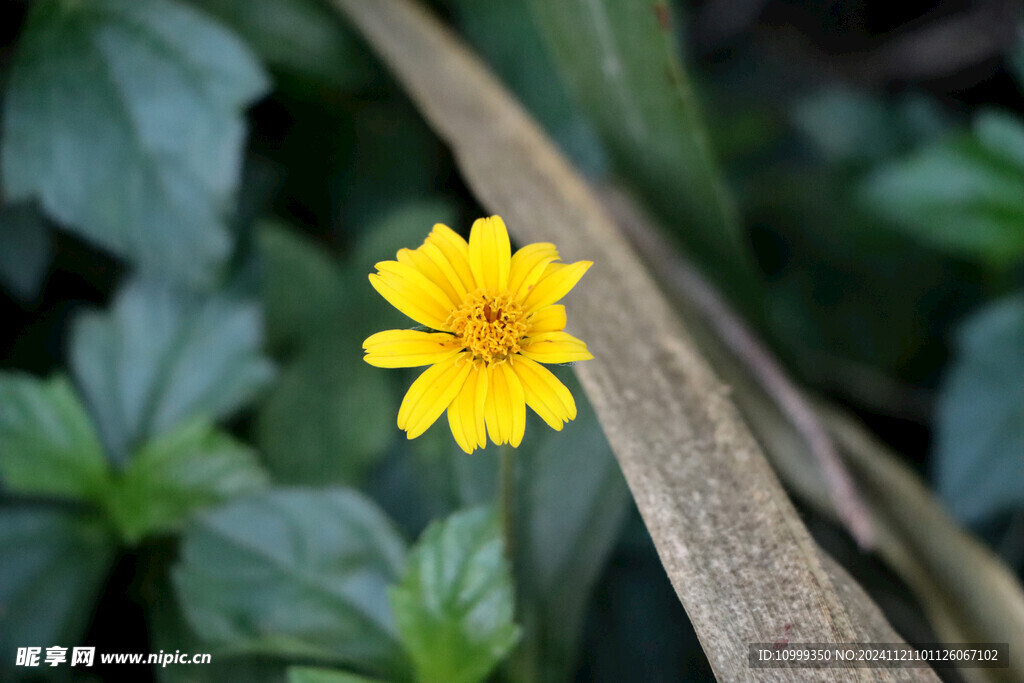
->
[447,290,528,364]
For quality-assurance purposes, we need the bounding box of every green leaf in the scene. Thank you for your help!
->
[105,420,269,543]
[0,373,109,502]
[256,342,393,486]
[185,0,376,92]
[259,221,346,352]
[448,0,607,174]
[390,506,519,683]
[288,668,384,683]
[173,488,409,676]
[526,0,748,279]
[150,582,290,683]
[860,110,1024,265]
[935,295,1024,523]
[1,0,268,285]
[791,88,949,165]
[0,203,51,302]
[71,278,274,464]
[0,506,115,673]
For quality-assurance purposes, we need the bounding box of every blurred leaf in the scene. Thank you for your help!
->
[262,202,459,353]
[792,87,897,163]
[1,0,268,285]
[527,0,748,281]
[390,506,519,683]
[288,667,384,683]
[1010,29,1024,90]
[257,204,470,488]
[791,88,949,165]
[448,0,607,175]
[105,420,269,544]
[259,222,345,352]
[743,159,981,382]
[365,427,468,540]
[256,341,393,486]
[185,0,375,92]
[0,373,108,502]
[347,200,459,282]
[976,110,1024,168]
[335,101,447,230]
[935,294,1024,523]
[71,279,274,465]
[173,489,409,676]
[0,203,50,301]
[0,507,115,673]
[860,110,1024,265]
[511,404,631,683]
[151,582,290,683]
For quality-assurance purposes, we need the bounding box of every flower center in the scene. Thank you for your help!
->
[447,290,528,364]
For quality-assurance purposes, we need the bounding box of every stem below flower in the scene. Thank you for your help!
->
[498,444,516,563]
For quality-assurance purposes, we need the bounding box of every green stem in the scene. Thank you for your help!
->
[498,444,516,563]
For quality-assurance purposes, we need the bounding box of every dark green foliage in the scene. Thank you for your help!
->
[102,419,268,543]
[861,111,1024,266]
[2,0,268,286]
[185,0,376,92]
[0,204,51,301]
[935,296,1024,523]
[173,489,409,676]
[0,507,116,676]
[70,278,274,464]
[0,373,109,501]
[527,0,750,290]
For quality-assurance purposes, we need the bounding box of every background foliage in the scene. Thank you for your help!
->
[0,0,1022,680]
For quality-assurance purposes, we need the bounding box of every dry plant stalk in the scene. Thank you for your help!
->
[608,186,1024,683]
[330,0,939,679]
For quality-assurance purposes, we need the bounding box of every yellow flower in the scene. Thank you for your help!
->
[363,216,593,453]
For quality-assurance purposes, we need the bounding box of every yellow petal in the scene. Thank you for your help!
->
[484,361,525,446]
[396,247,465,309]
[498,362,526,447]
[425,223,475,293]
[398,354,473,439]
[363,330,463,368]
[527,305,567,334]
[520,331,594,364]
[469,216,511,292]
[446,366,488,453]
[421,241,470,302]
[522,261,592,314]
[369,273,451,331]
[508,242,559,300]
[375,260,457,314]
[512,356,577,429]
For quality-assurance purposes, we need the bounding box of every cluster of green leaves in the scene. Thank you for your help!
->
[174,493,518,683]
[0,2,641,679]
[0,0,526,680]
[748,82,1024,528]
[0,277,273,663]
[855,109,1024,526]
